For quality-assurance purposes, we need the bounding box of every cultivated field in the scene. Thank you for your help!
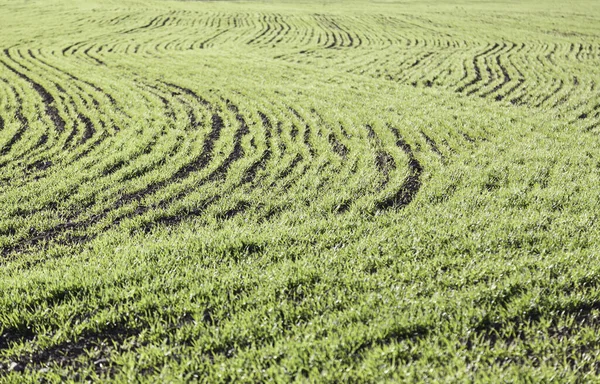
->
[1,0,600,381]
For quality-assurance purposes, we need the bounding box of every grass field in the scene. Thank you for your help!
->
[1,0,600,381]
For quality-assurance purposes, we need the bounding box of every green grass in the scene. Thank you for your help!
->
[1,0,600,381]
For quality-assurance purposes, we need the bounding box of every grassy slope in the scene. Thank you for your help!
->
[1,0,600,382]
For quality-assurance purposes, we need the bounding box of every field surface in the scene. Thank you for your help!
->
[1,0,600,381]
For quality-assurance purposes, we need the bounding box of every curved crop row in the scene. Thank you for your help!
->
[1,1,599,381]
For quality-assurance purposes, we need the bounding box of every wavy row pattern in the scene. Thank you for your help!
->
[1,0,600,380]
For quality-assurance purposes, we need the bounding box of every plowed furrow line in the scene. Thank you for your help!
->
[61,41,87,57]
[285,106,315,158]
[105,90,215,200]
[534,79,564,108]
[479,47,513,99]
[1,56,66,134]
[263,15,285,46]
[206,100,250,183]
[0,85,221,256]
[466,44,504,96]
[17,57,104,153]
[82,45,105,66]
[196,29,230,49]
[497,79,525,102]
[421,131,446,163]
[0,80,29,160]
[364,124,394,190]
[455,43,500,94]
[123,100,261,230]
[318,114,350,163]
[397,52,435,83]
[123,15,162,34]
[274,15,292,45]
[240,111,273,185]
[29,49,128,126]
[411,50,457,86]
[375,127,423,211]
[247,15,270,45]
